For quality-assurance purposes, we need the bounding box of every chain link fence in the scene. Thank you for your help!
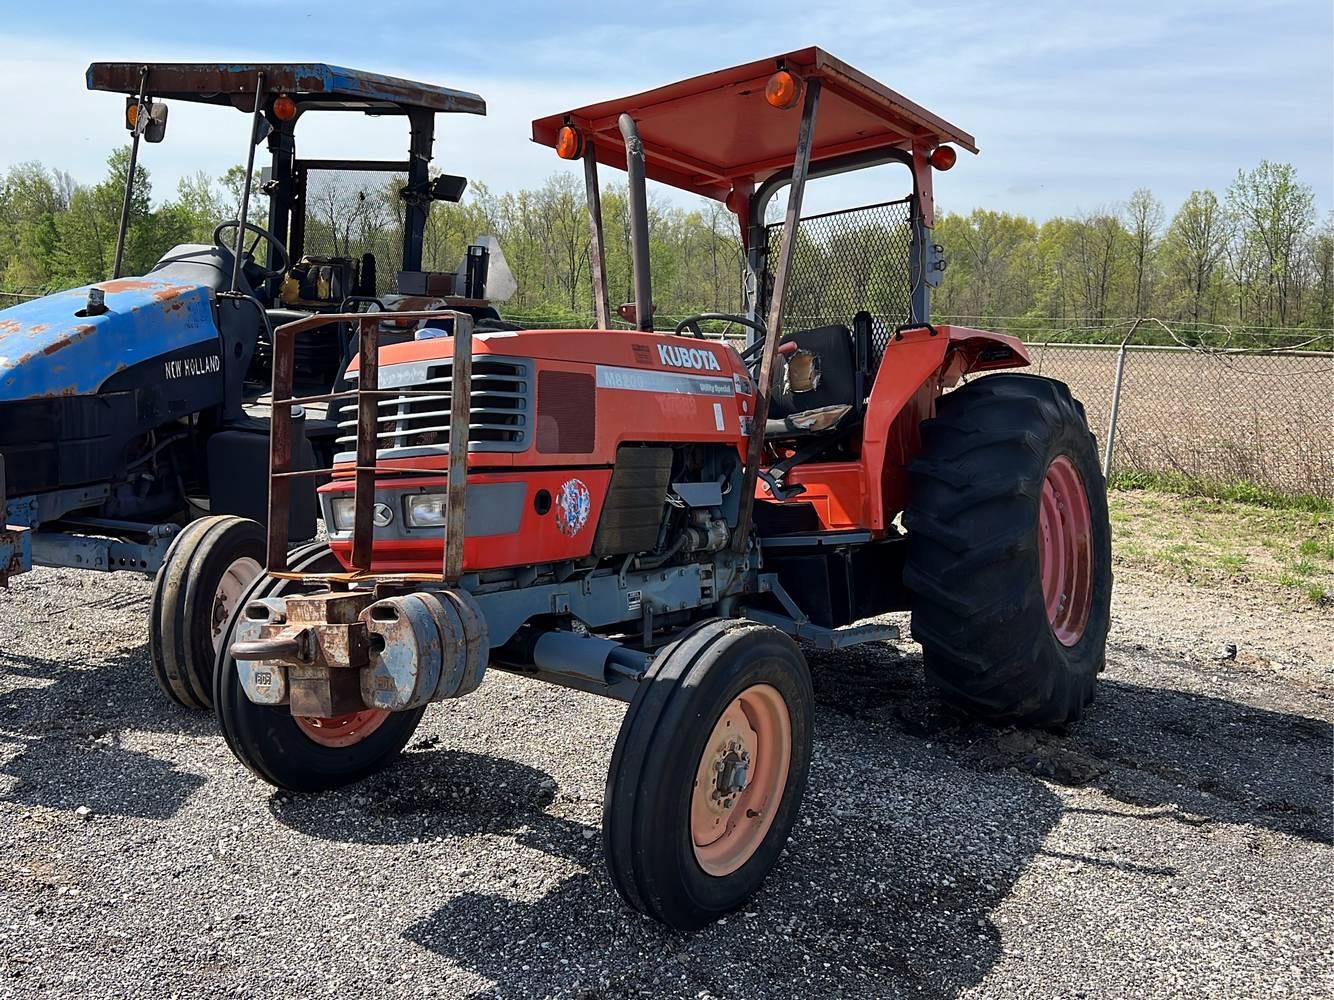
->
[1016,341,1333,497]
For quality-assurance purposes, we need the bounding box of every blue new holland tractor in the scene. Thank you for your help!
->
[0,62,509,707]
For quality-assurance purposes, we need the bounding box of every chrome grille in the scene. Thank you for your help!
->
[334,356,532,458]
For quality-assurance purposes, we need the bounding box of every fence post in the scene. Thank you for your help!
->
[1102,319,1142,480]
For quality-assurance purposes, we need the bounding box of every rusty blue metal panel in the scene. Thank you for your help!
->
[0,278,219,401]
[86,63,486,116]
[0,524,31,584]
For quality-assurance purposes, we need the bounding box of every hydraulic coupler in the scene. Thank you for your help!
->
[230,589,489,716]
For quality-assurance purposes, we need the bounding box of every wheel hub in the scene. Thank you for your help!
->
[710,742,752,806]
[690,684,792,877]
[211,556,263,655]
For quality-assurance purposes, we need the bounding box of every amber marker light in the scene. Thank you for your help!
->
[556,124,584,160]
[765,70,802,110]
[272,95,298,121]
[929,145,957,171]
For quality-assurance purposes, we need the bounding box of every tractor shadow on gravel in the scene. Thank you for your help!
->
[393,640,1331,999]
[0,647,210,820]
[267,745,595,864]
[808,639,1332,846]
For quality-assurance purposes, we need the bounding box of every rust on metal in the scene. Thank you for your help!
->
[443,314,472,582]
[582,142,611,329]
[231,591,374,671]
[285,590,374,624]
[36,325,96,358]
[351,316,380,573]
[87,62,486,117]
[265,314,297,572]
[98,278,171,293]
[1,525,31,587]
[263,308,479,583]
[288,664,366,718]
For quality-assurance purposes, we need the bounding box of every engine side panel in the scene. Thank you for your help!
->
[0,278,220,401]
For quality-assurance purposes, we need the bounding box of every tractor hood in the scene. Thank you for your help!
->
[0,277,219,402]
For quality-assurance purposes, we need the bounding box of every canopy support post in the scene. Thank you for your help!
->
[111,66,149,280]
[583,141,611,329]
[731,78,822,555]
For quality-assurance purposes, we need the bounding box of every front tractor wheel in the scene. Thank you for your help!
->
[212,542,424,793]
[150,515,266,710]
[604,620,814,931]
[903,374,1112,727]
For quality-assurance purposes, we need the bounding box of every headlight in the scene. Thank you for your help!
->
[328,497,357,531]
[404,492,448,527]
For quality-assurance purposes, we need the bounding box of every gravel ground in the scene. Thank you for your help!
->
[0,561,1330,999]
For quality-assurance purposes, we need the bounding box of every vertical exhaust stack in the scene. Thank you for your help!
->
[618,114,653,332]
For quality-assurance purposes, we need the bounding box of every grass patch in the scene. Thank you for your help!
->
[1109,488,1333,604]
[1299,538,1334,560]
[1109,469,1333,514]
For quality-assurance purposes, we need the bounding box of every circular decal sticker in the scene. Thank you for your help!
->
[556,478,592,537]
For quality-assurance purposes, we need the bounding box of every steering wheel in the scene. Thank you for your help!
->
[212,220,289,281]
[674,312,767,342]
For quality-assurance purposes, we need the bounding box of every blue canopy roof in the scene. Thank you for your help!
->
[87,63,485,116]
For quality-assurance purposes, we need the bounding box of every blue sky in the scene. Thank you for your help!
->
[2,0,1330,222]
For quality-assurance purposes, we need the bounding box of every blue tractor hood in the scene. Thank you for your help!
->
[0,277,219,402]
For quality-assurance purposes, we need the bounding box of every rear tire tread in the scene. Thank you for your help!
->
[904,373,1112,727]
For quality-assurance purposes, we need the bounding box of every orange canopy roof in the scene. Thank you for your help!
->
[531,47,976,203]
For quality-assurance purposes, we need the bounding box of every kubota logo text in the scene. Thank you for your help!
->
[658,344,722,372]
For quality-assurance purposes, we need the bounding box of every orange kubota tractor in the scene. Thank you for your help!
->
[217,49,1112,930]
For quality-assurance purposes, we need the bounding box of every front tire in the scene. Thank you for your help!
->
[213,542,425,792]
[604,620,814,931]
[903,374,1112,726]
[150,515,265,709]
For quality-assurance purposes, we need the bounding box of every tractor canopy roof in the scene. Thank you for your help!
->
[531,46,975,203]
[86,62,486,117]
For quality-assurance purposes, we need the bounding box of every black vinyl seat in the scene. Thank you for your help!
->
[765,324,859,439]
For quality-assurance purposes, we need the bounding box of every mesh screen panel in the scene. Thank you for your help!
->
[299,167,406,294]
[764,197,915,370]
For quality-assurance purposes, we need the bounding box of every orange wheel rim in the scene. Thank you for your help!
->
[293,709,390,749]
[690,683,792,877]
[1038,454,1094,646]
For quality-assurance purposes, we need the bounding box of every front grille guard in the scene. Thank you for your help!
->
[265,310,474,584]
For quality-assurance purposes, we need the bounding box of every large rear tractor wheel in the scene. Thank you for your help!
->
[213,542,424,793]
[604,620,814,931]
[150,515,266,710]
[903,374,1112,727]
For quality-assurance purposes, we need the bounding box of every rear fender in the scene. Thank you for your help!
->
[862,325,1029,529]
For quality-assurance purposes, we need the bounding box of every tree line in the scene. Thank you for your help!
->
[2,148,1330,344]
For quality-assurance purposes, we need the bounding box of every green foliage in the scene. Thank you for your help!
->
[0,147,1327,350]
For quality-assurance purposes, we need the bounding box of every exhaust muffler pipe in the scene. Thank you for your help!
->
[618,113,653,332]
